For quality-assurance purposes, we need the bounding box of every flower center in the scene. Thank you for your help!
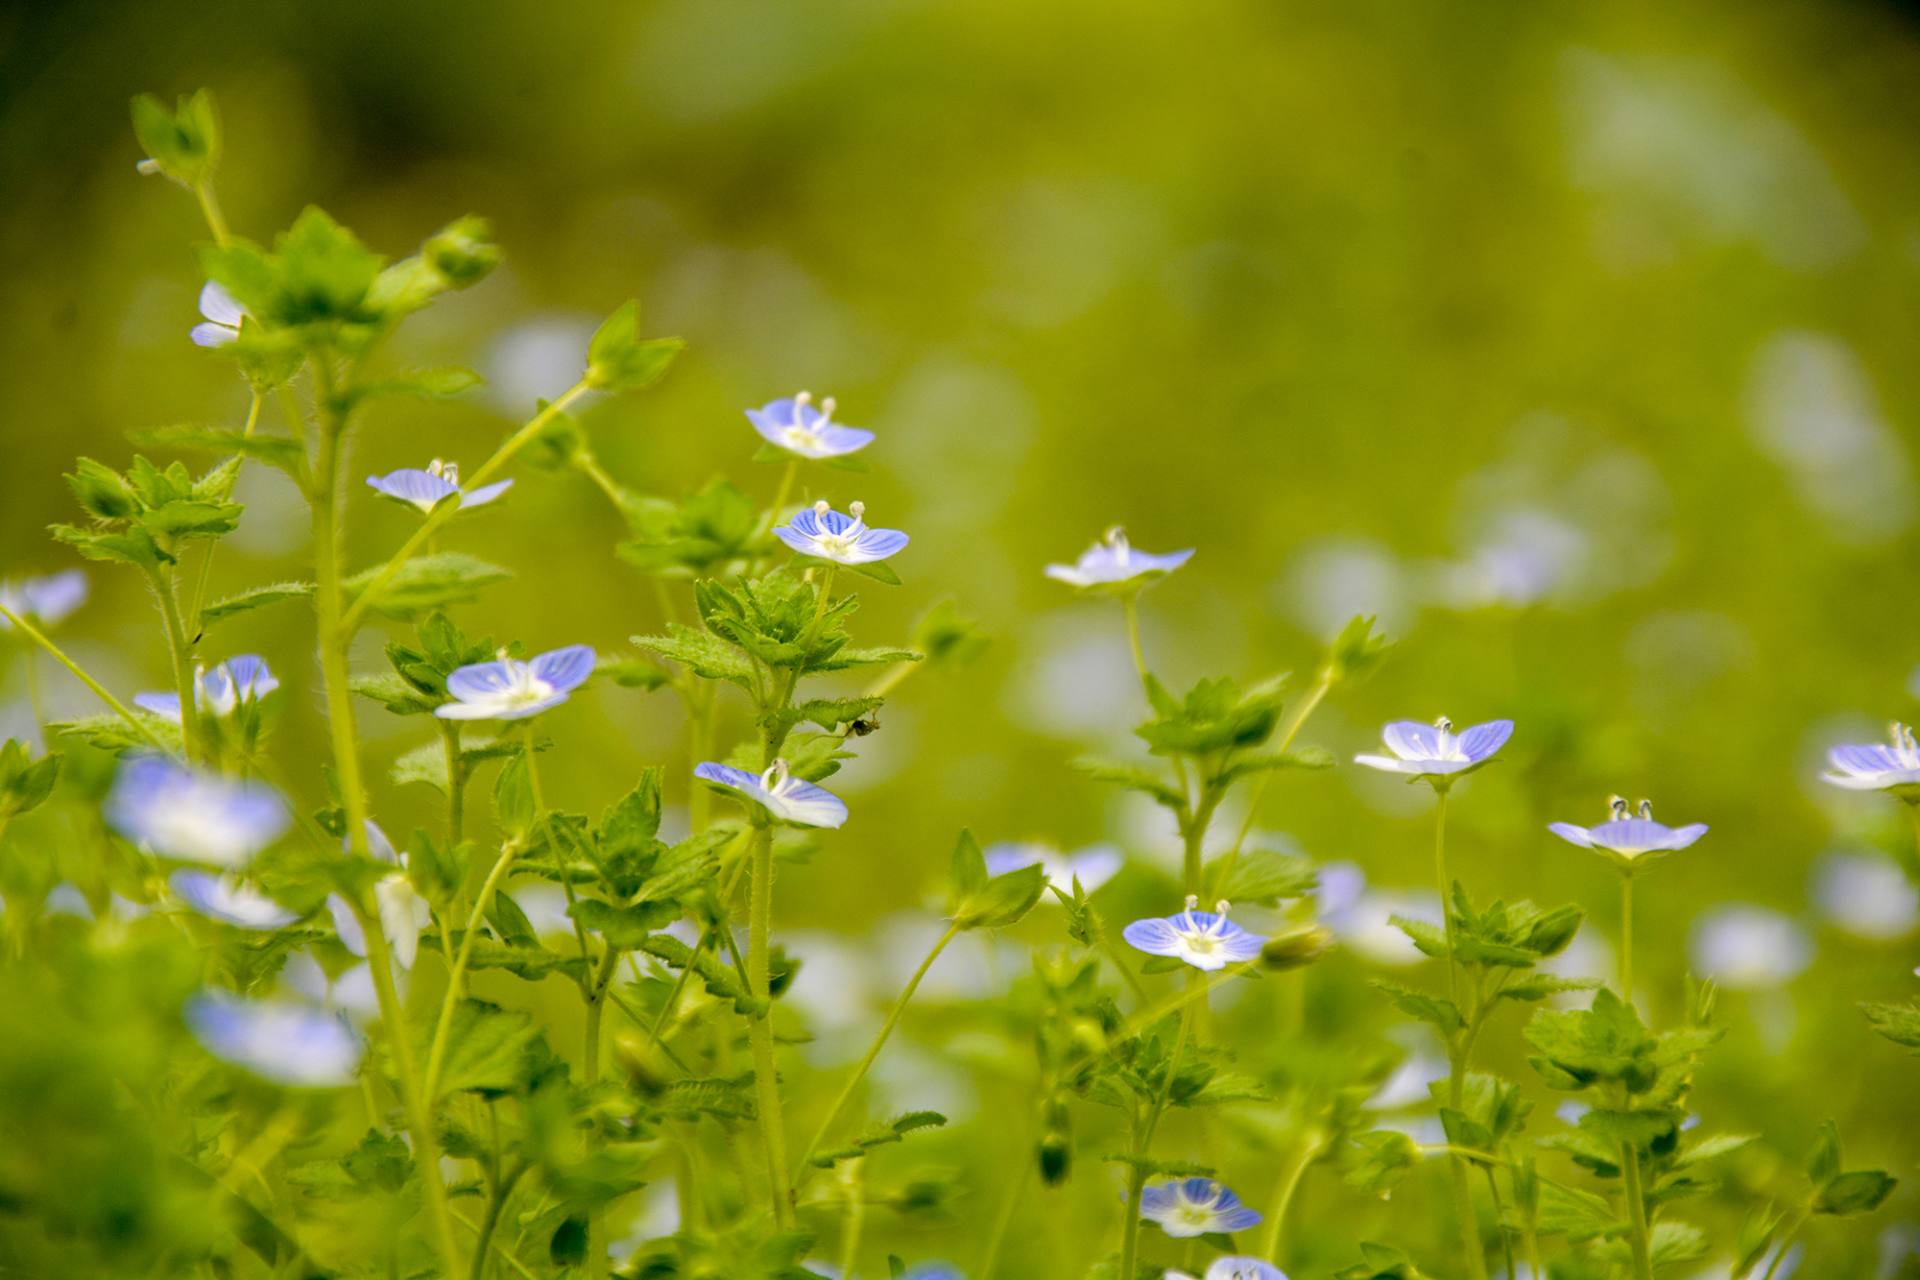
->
[499,661,555,707]
[1893,722,1920,769]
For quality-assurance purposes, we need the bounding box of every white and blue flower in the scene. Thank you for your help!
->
[435,645,595,721]
[983,840,1123,894]
[135,653,278,721]
[1138,1177,1263,1238]
[185,991,361,1087]
[1123,896,1266,971]
[190,282,248,348]
[1045,526,1192,592]
[106,757,289,866]
[1354,716,1512,782]
[170,870,298,930]
[367,459,513,515]
[694,759,848,829]
[1167,1258,1289,1280]
[1549,797,1708,867]
[0,569,87,629]
[1823,723,1920,798]
[746,392,874,460]
[774,501,909,566]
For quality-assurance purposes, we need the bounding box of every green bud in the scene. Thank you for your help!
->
[585,299,685,392]
[424,216,500,287]
[130,89,220,186]
[1262,923,1335,970]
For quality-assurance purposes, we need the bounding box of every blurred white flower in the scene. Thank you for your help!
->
[1812,853,1918,941]
[1689,906,1813,990]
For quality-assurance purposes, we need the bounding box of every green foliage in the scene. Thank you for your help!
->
[947,829,1046,929]
[585,300,685,392]
[0,740,60,819]
[1135,672,1289,756]
[131,90,220,186]
[52,454,244,568]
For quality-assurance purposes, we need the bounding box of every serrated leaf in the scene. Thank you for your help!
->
[431,1000,542,1096]
[346,553,510,618]
[200,581,316,628]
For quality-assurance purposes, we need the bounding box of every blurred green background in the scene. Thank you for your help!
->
[5,0,1920,1271]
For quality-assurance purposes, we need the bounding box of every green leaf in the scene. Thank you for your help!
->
[1135,674,1289,757]
[431,1000,543,1096]
[952,846,1046,930]
[1807,1119,1842,1185]
[585,300,685,392]
[485,890,540,948]
[632,934,761,1015]
[1207,848,1316,905]
[350,367,484,402]
[131,89,220,185]
[1373,980,1463,1034]
[346,552,510,618]
[632,624,756,688]
[568,898,678,949]
[1343,1130,1418,1198]
[0,741,61,818]
[1071,756,1184,810]
[807,1111,949,1169]
[1861,999,1920,1053]
[199,581,315,628]
[129,426,308,480]
[1815,1169,1897,1215]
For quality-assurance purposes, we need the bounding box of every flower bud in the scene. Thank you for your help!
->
[1261,923,1335,970]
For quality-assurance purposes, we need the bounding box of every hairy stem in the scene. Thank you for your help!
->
[1118,992,1196,1280]
[0,603,170,752]
[149,567,204,764]
[796,920,961,1181]
[747,822,794,1225]
[309,370,463,1279]
[1621,1139,1655,1280]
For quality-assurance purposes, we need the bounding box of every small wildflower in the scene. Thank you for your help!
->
[774,500,910,566]
[170,870,297,930]
[106,757,289,866]
[1823,723,1920,798]
[135,653,278,721]
[1138,1177,1263,1238]
[746,391,875,460]
[1353,715,1512,782]
[694,759,848,828]
[328,823,432,970]
[367,459,512,515]
[185,991,361,1087]
[1548,797,1708,867]
[982,841,1123,893]
[435,645,594,721]
[1045,525,1192,592]
[190,282,248,348]
[0,569,88,629]
[1167,1259,1290,1280]
[1123,896,1266,971]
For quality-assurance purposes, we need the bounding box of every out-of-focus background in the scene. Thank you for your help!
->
[5,0,1920,1270]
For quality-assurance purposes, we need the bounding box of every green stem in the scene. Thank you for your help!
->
[1434,785,1457,1001]
[1444,1051,1489,1280]
[1213,669,1333,893]
[1255,1130,1325,1260]
[308,369,463,1280]
[1117,993,1196,1280]
[976,1154,1030,1278]
[747,822,795,1226]
[835,1158,867,1280]
[1758,1202,1812,1280]
[1122,594,1153,699]
[1619,872,1635,1003]
[149,567,204,764]
[0,603,170,752]
[766,460,799,534]
[193,181,231,246]
[1621,1139,1655,1280]
[796,920,962,1181]
[1483,1163,1515,1280]
[340,382,591,634]
[425,839,527,1098]
[469,1161,528,1280]
[442,721,467,845]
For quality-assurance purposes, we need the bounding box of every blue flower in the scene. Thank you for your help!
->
[1045,526,1193,592]
[106,757,289,866]
[1138,1177,1263,1238]
[435,645,595,721]
[0,569,87,629]
[1168,1259,1290,1280]
[1354,716,1512,782]
[185,991,362,1087]
[983,841,1123,893]
[1549,797,1708,867]
[367,459,513,514]
[694,760,848,828]
[190,282,247,348]
[135,653,279,721]
[1823,723,1920,798]
[774,501,910,566]
[1123,896,1266,971]
[170,870,298,930]
[746,392,875,460]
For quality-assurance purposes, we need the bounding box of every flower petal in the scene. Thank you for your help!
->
[1457,719,1513,762]
[1381,721,1441,760]
[1121,917,1184,956]
[1546,822,1595,848]
[530,644,595,693]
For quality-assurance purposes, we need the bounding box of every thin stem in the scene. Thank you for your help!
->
[834,1158,867,1280]
[1483,1163,1515,1280]
[1217,669,1333,884]
[1621,1140,1655,1280]
[308,365,463,1280]
[1434,786,1457,1002]
[1117,993,1196,1280]
[1121,594,1153,699]
[442,721,466,844]
[976,1154,1030,1279]
[1759,1202,1812,1280]
[149,568,204,764]
[796,920,962,1180]
[766,460,799,532]
[469,1161,527,1280]
[340,382,592,633]
[0,603,170,752]
[425,839,526,1099]
[193,181,231,246]
[1255,1130,1324,1260]
[746,823,795,1226]
[186,390,265,636]
[1619,872,1635,1003]
[1903,802,1920,884]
